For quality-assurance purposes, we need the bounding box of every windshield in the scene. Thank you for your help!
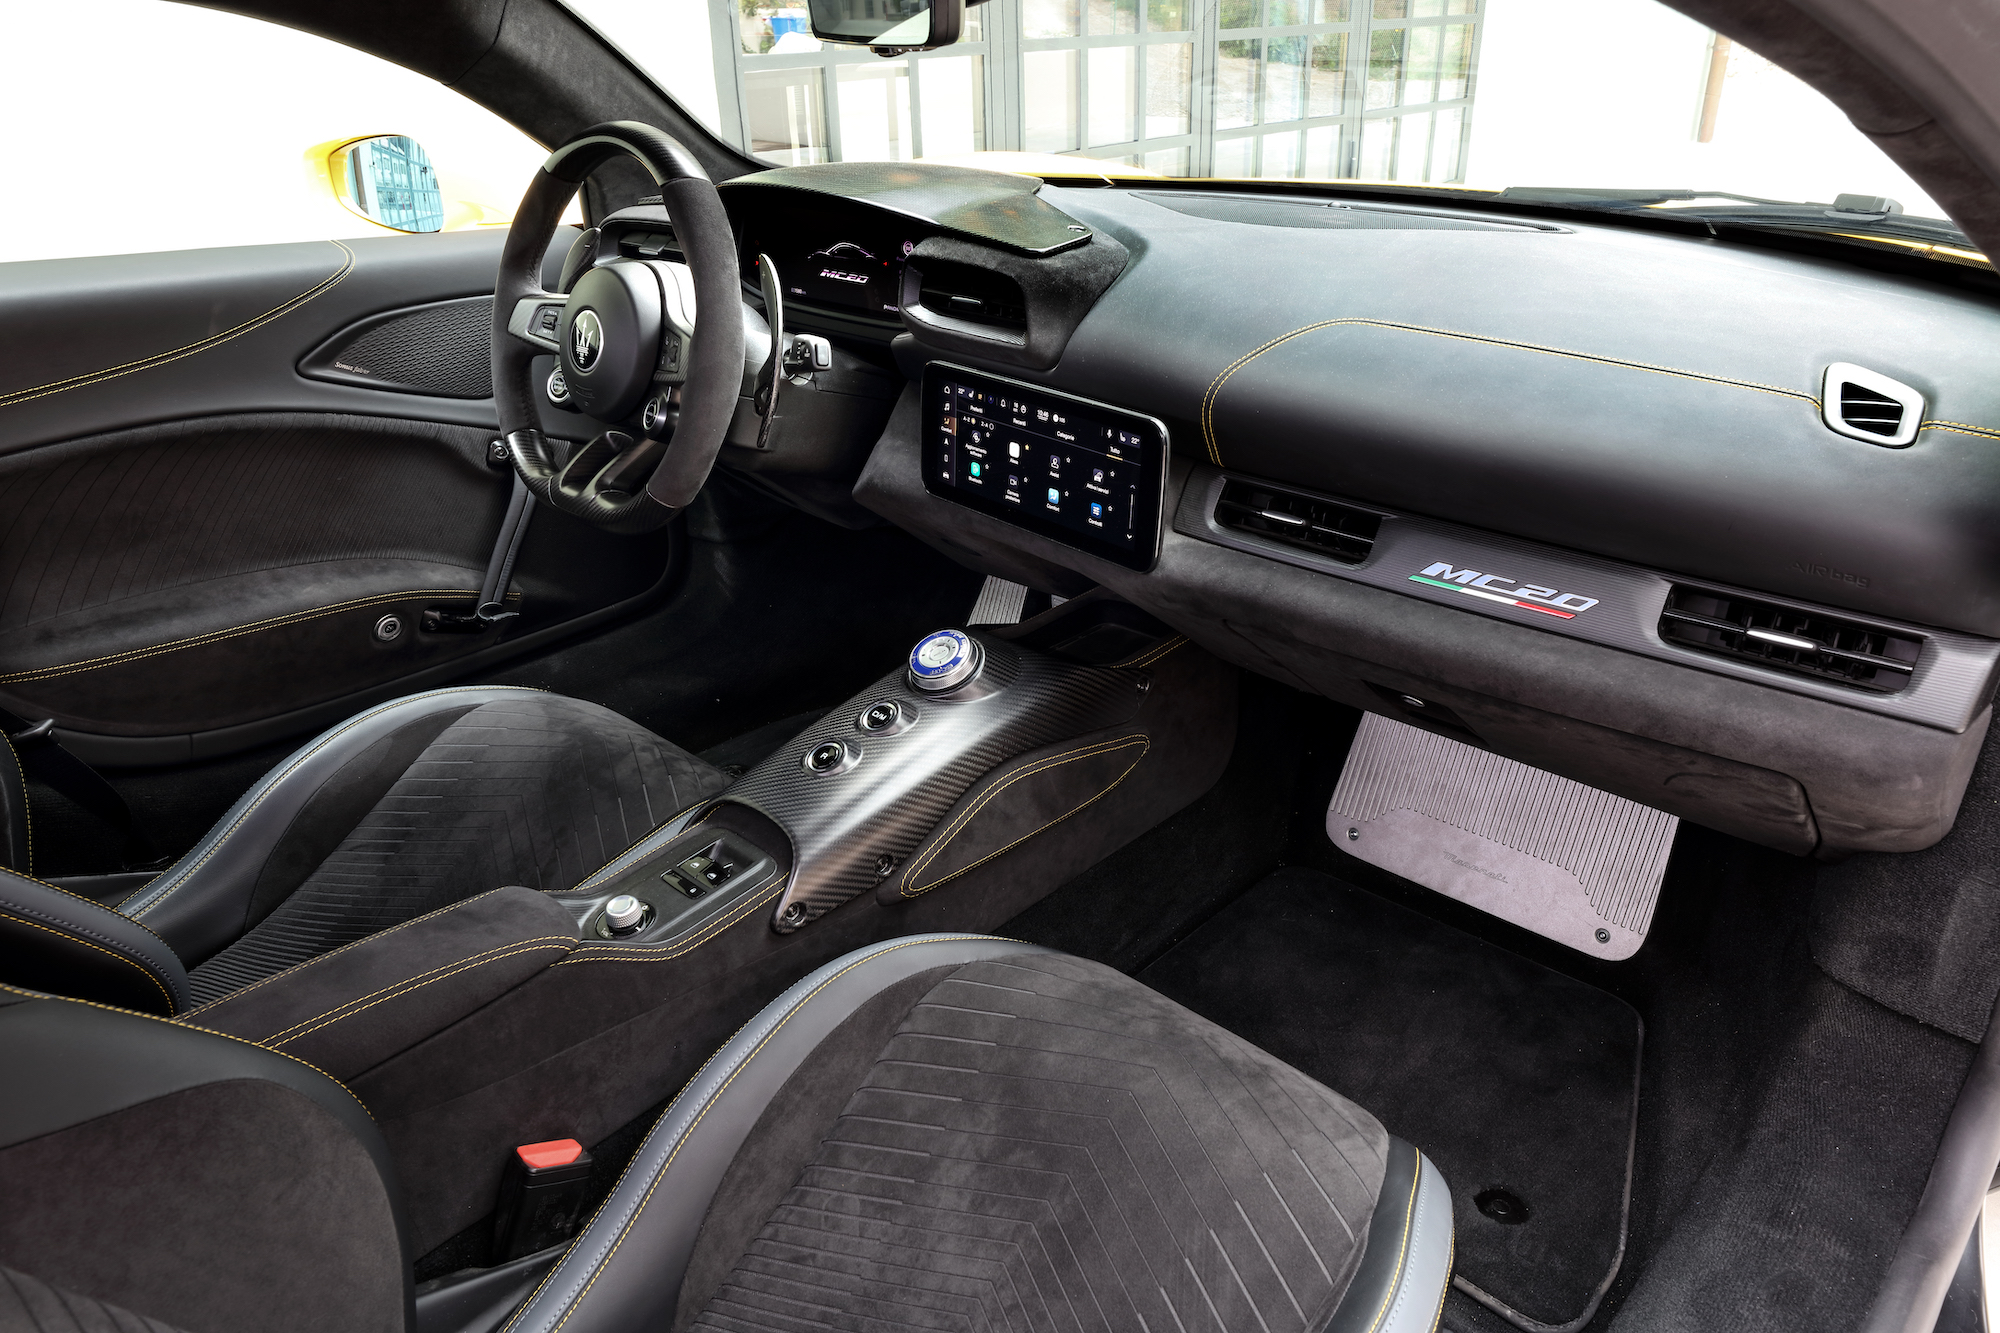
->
[568,0,1968,253]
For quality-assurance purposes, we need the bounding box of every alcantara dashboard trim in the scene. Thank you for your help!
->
[1175,464,2000,733]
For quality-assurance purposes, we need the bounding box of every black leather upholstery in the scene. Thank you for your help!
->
[0,687,727,1012]
[0,734,27,876]
[508,936,1455,1333]
[0,870,190,1015]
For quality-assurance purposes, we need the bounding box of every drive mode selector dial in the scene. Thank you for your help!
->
[908,629,982,693]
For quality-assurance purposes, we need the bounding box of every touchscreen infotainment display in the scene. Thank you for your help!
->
[921,363,1167,572]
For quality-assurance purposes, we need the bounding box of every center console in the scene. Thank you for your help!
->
[552,619,1158,941]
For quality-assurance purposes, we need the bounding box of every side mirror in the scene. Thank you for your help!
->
[807,0,961,54]
[326,136,446,234]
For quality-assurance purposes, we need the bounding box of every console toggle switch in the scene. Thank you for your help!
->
[679,853,734,887]
[862,702,898,731]
[809,742,844,771]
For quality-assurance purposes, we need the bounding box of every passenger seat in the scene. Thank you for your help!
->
[0,935,1453,1333]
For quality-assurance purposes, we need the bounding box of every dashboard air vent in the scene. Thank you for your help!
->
[1215,479,1381,565]
[915,259,1027,331]
[1658,586,1920,693]
[1821,362,1923,448]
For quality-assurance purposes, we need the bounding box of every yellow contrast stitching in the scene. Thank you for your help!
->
[0,908,174,1012]
[263,938,574,1048]
[1426,1225,1453,1333]
[1364,1157,1423,1333]
[1919,419,2000,440]
[900,734,1150,898]
[1108,635,1187,670]
[559,875,785,965]
[0,589,484,685]
[2,736,29,875]
[1200,318,1825,466]
[536,935,1006,1333]
[122,686,548,916]
[0,981,370,1117]
[184,886,534,1016]
[0,241,356,410]
[3,869,180,953]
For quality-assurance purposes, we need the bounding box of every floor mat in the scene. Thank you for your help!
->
[1139,867,1641,1333]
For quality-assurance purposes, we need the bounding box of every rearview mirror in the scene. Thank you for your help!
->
[807,0,961,53]
[327,136,446,234]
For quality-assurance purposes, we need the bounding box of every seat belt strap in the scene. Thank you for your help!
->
[477,471,536,623]
[0,707,163,872]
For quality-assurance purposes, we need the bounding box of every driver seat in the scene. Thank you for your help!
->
[0,686,730,1013]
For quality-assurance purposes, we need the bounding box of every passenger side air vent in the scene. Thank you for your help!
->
[1821,362,1923,448]
[915,259,1028,331]
[1214,479,1381,565]
[1658,586,1921,693]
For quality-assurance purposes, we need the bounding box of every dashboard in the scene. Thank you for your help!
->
[711,162,2000,859]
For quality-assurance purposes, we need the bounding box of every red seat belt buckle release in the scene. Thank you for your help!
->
[493,1138,594,1261]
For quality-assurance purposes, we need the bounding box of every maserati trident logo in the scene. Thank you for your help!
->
[570,309,604,371]
[1408,562,1600,619]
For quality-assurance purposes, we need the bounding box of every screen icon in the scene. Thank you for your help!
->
[1090,502,1103,518]
[970,462,981,478]
[1046,487,1060,505]
[1048,454,1060,470]
[1092,468,1104,484]
[1009,441,1020,460]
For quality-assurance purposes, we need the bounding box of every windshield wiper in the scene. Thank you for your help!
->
[1493,186,1980,258]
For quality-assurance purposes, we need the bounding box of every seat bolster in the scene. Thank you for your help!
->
[1328,1139,1455,1333]
[505,933,1048,1333]
[0,869,189,1014]
[119,686,548,960]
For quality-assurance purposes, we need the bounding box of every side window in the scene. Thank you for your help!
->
[0,0,576,264]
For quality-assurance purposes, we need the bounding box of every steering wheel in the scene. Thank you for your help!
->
[492,122,746,534]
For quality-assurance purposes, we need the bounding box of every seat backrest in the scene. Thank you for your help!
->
[0,868,190,1014]
[0,987,411,1333]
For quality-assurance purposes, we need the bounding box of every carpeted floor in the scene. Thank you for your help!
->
[1138,866,1642,1331]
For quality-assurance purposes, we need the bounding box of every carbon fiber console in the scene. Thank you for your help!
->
[728,631,1147,932]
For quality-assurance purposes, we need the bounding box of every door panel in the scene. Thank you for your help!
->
[0,230,673,764]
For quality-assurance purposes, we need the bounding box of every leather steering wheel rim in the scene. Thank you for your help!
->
[492,121,745,534]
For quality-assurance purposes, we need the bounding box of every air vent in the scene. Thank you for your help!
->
[1215,479,1382,565]
[1658,586,1921,692]
[915,259,1028,331]
[1822,362,1923,448]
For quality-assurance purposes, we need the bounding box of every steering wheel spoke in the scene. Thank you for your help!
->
[506,292,570,354]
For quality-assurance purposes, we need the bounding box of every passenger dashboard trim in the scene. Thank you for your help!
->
[1177,465,2000,732]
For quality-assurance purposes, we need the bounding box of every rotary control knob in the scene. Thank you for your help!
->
[603,894,648,934]
[908,629,982,693]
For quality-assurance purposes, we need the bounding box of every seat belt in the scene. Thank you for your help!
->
[424,466,537,633]
[477,472,536,624]
[0,706,164,872]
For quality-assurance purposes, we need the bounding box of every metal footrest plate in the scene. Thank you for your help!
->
[1328,714,1677,959]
